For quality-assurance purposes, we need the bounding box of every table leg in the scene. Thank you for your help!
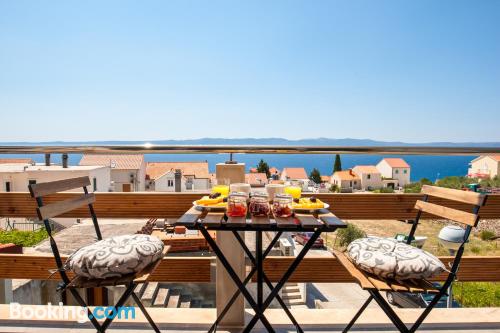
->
[243,229,323,333]
[256,230,263,309]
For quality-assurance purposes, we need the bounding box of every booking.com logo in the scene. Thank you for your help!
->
[9,302,135,323]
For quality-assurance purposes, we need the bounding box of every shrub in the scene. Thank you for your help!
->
[0,229,49,247]
[329,184,339,193]
[337,224,366,247]
[480,230,496,241]
[454,282,500,307]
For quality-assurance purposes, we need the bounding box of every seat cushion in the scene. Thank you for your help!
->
[66,234,164,279]
[346,236,445,280]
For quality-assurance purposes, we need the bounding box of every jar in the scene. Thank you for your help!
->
[227,192,248,217]
[272,194,293,218]
[249,193,270,217]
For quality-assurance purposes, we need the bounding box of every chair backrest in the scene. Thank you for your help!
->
[28,176,102,283]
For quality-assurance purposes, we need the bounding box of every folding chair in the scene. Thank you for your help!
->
[29,176,168,333]
[334,185,487,333]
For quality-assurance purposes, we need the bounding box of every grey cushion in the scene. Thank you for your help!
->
[347,236,445,280]
[66,234,164,279]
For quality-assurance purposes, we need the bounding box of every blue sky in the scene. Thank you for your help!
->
[0,0,499,142]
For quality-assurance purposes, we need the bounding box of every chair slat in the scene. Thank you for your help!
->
[415,200,478,226]
[422,185,485,206]
[30,176,91,197]
[332,250,375,290]
[176,207,203,227]
[37,193,95,220]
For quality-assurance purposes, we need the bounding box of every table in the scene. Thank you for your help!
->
[176,207,346,333]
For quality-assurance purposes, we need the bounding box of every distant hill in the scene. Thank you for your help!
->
[1,138,500,147]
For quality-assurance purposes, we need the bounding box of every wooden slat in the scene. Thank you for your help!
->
[225,216,247,227]
[37,193,95,220]
[332,250,375,290]
[422,185,485,206]
[2,192,500,220]
[176,207,203,227]
[29,176,91,197]
[274,216,297,228]
[295,213,323,228]
[200,212,224,227]
[315,209,346,228]
[251,215,271,228]
[415,200,478,226]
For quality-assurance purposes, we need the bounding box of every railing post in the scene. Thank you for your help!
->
[0,279,13,304]
[215,163,246,328]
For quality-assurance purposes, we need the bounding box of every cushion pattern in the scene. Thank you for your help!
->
[66,234,164,279]
[347,236,445,280]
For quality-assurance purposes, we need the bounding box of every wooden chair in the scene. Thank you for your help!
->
[333,185,487,333]
[29,176,168,333]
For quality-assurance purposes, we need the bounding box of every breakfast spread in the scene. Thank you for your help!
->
[227,192,248,217]
[292,196,325,209]
[249,193,270,217]
[272,194,293,217]
[195,192,227,207]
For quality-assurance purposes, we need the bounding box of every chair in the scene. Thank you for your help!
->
[333,185,487,333]
[29,176,168,333]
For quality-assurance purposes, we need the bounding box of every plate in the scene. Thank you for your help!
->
[192,201,227,211]
[292,203,330,213]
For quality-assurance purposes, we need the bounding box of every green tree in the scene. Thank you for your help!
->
[309,168,322,184]
[333,154,342,173]
[256,159,270,178]
[436,176,477,189]
[404,177,434,193]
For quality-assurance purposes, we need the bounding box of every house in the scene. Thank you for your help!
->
[269,167,281,180]
[376,158,411,187]
[320,175,331,183]
[468,155,500,179]
[145,162,210,192]
[330,170,361,192]
[79,154,146,192]
[352,165,382,190]
[280,167,309,190]
[245,173,269,187]
[0,162,111,193]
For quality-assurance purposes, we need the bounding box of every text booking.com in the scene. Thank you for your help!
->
[10,302,136,323]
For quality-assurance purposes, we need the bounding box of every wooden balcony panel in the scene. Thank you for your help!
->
[1,192,499,220]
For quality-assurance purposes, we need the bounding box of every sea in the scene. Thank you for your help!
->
[1,152,473,182]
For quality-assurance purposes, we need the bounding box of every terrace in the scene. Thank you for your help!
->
[0,145,499,333]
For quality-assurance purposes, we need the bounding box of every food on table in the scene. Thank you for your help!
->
[272,194,293,218]
[227,192,248,217]
[284,185,302,199]
[265,184,285,200]
[196,192,226,206]
[292,197,325,209]
[212,185,230,197]
[249,193,270,217]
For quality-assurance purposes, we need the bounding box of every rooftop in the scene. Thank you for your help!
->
[245,172,269,186]
[79,154,144,170]
[146,161,209,180]
[0,163,107,173]
[0,158,34,164]
[333,169,360,181]
[380,158,410,168]
[282,167,308,180]
[352,165,380,173]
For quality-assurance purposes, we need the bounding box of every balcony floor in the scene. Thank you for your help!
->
[0,306,499,332]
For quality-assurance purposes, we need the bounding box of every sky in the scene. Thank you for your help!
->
[0,0,499,143]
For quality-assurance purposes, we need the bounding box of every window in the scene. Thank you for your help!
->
[29,180,36,186]
[350,181,353,187]
[367,174,371,179]
[93,178,97,191]
[167,180,174,187]
[403,169,407,174]
[395,170,399,174]
[5,182,11,192]
[354,181,357,185]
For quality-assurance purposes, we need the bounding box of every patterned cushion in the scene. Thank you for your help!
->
[347,236,445,280]
[65,234,164,279]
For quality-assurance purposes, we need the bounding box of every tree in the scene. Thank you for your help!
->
[404,178,434,193]
[309,168,322,184]
[256,159,270,178]
[333,154,342,173]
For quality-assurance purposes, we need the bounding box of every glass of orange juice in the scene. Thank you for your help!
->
[212,178,230,197]
[284,185,301,199]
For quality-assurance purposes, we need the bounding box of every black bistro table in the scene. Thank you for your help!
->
[176,206,346,333]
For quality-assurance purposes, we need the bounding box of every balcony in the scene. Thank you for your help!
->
[0,145,499,332]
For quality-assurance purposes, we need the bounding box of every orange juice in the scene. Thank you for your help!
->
[212,185,229,197]
[284,186,301,199]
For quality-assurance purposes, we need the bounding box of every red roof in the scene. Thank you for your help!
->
[333,170,360,181]
[245,173,269,186]
[282,167,308,180]
[269,167,280,175]
[381,158,410,168]
[79,154,144,170]
[146,162,209,180]
[490,155,500,162]
[353,165,380,174]
[0,158,33,164]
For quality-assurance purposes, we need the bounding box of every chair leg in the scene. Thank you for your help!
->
[343,295,373,333]
[100,283,136,332]
[131,290,161,333]
[369,289,408,333]
[68,287,103,332]
[408,288,448,333]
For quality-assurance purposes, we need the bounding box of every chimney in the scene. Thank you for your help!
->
[45,153,51,166]
[174,169,182,192]
[62,154,68,168]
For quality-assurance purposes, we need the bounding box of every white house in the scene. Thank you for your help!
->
[0,162,111,193]
[280,167,310,190]
[468,155,500,179]
[79,154,146,192]
[145,162,210,192]
[352,165,382,190]
[376,158,411,187]
[330,170,361,192]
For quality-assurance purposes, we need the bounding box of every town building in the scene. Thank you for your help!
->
[468,155,500,179]
[376,158,411,187]
[245,173,269,187]
[145,162,210,192]
[330,170,361,192]
[352,165,382,190]
[269,167,281,180]
[79,154,146,191]
[280,167,309,190]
